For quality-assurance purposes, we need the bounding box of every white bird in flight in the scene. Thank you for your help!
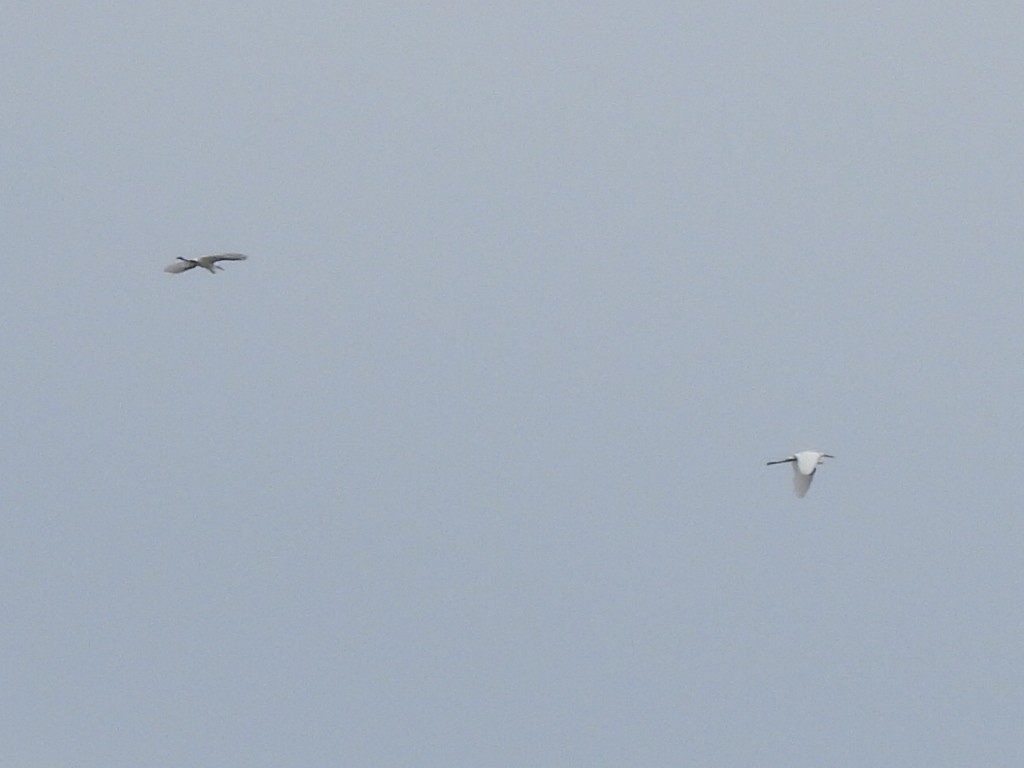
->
[164,253,248,274]
[767,451,834,497]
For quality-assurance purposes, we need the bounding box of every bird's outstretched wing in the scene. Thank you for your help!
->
[204,253,248,264]
[164,261,197,273]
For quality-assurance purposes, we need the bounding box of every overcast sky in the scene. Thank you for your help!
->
[2,3,1023,765]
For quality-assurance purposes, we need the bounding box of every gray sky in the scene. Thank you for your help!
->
[3,3,1023,765]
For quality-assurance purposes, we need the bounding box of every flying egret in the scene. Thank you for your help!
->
[767,451,834,497]
[164,253,248,274]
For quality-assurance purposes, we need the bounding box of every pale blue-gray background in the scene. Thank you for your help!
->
[2,3,1022,765]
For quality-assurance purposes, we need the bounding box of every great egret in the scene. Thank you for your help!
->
[164,253,248,274]
[767,451,834,497]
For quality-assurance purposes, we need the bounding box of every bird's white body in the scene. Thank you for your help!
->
[165,253,248,274]
[767,450,833,498]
